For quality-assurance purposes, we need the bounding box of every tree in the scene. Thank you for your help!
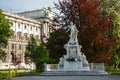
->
[46,28,69,63]
[0,9,13,60]
[100,0,120,37]
[55,0,116,63]
[25,36,49,72]
[25,36,37,63]
[100,0,120,15]
[100,0,120,67]
[110,44,120,69]
[0,48,6,61]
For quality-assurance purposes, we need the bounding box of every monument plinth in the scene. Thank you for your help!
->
[59,23,89,71]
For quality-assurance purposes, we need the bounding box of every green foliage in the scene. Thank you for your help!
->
[0,48,6,61]
[110,44,120,69]
[25,36,37,63]
[0,9,13,60]
[100,0,120,66]
[100,0,120,15]
[112,12,120,38]
[35,43,49,72]
[25,36,49,72]
[106,66,120,75]
[46,28,69,63]
[7,69,16,79]
[0,69,17,79]
[0,72,7,79]
[0,9,13,46]
[100,0,120,37]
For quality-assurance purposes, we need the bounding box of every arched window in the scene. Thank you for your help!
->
[17,32,22,40]
[24,33,28,40]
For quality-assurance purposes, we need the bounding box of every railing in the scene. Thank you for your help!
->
[0,62,36,70]
[44,63,105,71]
[44,64,59,71]
[0,63,16,69]
[90,63,105,71]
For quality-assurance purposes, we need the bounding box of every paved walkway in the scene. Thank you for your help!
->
[5,75,120,80]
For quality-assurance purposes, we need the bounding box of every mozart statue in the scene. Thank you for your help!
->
[69,23,78,41]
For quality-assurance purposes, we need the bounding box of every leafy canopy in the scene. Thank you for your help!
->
[0,9,13,60]
[0,10,13,46]
[46,28,69,63]
[25,36,49,71]
[100,0,120,68]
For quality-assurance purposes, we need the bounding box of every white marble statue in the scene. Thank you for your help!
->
[69,23,78,41]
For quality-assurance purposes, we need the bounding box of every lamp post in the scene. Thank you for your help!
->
[8,60,11,80]
[8,51,13,80]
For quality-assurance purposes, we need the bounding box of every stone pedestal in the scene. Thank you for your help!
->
[59,41,90,71]
[60,61,89,71]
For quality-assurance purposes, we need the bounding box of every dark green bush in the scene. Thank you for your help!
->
[106,66,120,75]
[0,72,7,79]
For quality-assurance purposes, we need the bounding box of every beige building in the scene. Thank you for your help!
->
[3,11,41,64]
[18,8,60,42]
[2,8,59,65]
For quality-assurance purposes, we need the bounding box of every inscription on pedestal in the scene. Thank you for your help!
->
[69,46,77,58]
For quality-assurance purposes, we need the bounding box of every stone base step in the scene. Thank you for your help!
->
[41,70,108,76]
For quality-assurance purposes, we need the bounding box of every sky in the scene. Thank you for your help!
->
[0,0,59,13]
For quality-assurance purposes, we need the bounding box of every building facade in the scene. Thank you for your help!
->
[2,8,59,65]
[18,7,60,42]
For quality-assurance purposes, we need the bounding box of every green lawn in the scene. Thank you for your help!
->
[0,69,41,79]
[0,68,120,79]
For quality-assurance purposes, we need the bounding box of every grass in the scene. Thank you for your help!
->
[0,72,7,79]
[0,69,41,79]
[16,71,40,77]
[0,67,119,79]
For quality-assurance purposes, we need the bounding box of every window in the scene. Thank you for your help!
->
[24,25,27,29]
[24,33,28,40]
[17,32,22,40]
[12,44,14,49]
[19,45,21,50]
[36,28,38,32]
[18,23,20,29]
